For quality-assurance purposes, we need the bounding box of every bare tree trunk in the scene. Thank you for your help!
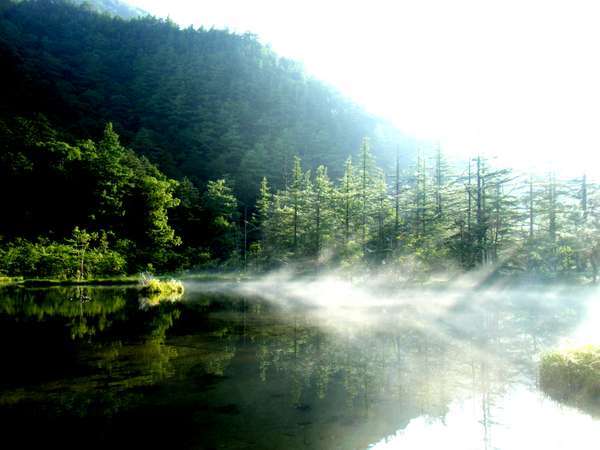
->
[293,196,298,253]
[315,190,321,256]
[476,156,483,264]
[395,147,400,250]
[529,176,534,241]
[362,146,367,254]
[467,158,472,234]
[582,173,588,221]
[345,174,350,244]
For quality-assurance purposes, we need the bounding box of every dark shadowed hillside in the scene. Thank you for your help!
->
[0,0,408,202]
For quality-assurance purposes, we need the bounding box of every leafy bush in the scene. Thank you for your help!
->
[139,274,184,295]
[138,274,185,307]
[0,238,126,279]
[540,345,600,403]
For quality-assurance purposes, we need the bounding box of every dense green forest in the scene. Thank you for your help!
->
[2,113,600,281]
[0,0,404,203]
[251,141,600,281]
[69,0,147,19]
[1,0,599,281]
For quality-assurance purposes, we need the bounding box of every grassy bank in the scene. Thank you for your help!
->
[0,276,24,284]
[2,274,193,288]
[139,277,184,296]
[19,276,140,287]
[5,271,245,287]
[178,272,252,283]
[540,345,600,415]
[138,276,185,307]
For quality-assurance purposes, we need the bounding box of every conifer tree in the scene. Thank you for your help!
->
[310,166,334,258]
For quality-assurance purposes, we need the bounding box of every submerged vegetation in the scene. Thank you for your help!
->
[540,346,600,414]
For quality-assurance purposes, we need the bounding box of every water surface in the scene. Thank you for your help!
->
[0,281,598,449]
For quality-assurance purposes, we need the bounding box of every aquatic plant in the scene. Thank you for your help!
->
[139,274,184,295]
[138,274,184,307]
[540,345,600,406]
[0,275,23,284]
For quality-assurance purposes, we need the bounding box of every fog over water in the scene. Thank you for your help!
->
[184,274,600,448]
[1,277,599,449]
[186,272,600,345]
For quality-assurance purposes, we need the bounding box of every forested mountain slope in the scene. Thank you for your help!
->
[0,0,406,202]
[2,1,599,281]
[70,0,148,19]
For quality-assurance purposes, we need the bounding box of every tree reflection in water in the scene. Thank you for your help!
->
[0,284,598,449]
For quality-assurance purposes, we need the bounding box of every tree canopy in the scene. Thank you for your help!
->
[0,0,406,203]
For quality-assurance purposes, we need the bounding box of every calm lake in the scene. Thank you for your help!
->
[1,279,599,449]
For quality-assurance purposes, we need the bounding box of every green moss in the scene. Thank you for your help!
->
[540,345,600,414]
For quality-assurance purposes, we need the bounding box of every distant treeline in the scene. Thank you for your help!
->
[248,140,600,281]
[1,114,599,281]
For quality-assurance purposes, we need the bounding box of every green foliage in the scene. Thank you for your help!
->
[254,177,271,237]
[0,275,23,284]
[0,237,126,279]
[540,346,600,413]
[70,0,147,19]
[0,0,403,200]
[202,179,239,260]
[139,275,184,294]
[0,117,185,273]
[310,165,335,257]
[251,143,600,281]
[138,274,184,306]
[0,0,404,276]
[3,1,600,281]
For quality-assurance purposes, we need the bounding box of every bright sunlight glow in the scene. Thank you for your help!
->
[128,0,600,175]
[370,386,600,450]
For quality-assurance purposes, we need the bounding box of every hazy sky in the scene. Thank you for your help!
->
[127,0,600,175]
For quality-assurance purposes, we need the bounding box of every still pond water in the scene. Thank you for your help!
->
[0,279,599,449]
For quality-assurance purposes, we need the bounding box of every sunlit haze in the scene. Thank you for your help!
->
[127,0,600,176]
[4,2,600,446]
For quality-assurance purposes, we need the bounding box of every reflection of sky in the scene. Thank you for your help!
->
[3,282,598,448]
[187,277,598,448]
[369,385,600,450]
[563,298,600,348]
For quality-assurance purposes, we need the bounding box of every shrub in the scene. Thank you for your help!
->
[0,238,127,279]
[138,274,184,307]
[540,345,600,404]
[139,274,184,295]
